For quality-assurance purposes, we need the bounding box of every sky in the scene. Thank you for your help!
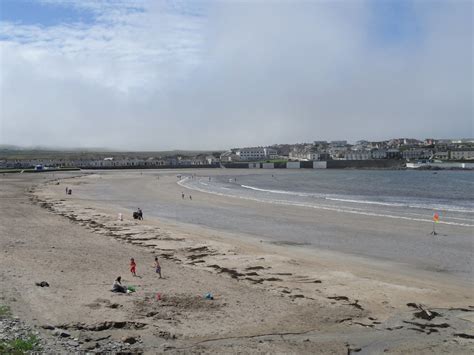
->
[0,0,472,150]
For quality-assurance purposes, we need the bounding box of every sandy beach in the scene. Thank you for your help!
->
[0,170,473,354]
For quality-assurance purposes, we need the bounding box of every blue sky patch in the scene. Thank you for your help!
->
[0,0,95,26]
[368,0,422,47]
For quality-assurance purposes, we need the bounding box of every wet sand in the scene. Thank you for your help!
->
[61,169,473,280]
[0,171,473,353]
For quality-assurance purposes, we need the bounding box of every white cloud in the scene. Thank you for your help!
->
[0,0,472,150]
[1,0,203,92]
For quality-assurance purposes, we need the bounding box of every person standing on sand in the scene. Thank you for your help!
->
[154,257,162,278]
[182,192,185,199]
[137,208,143,220]
[65,187,68,194]
[189,195,192,200]
[130,258,137,276]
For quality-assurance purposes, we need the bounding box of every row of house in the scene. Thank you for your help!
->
[226,138,474,162]
[0,155,220,169]
[2,138,473,168]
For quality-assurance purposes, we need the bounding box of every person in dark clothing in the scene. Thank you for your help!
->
[111,276,126,293]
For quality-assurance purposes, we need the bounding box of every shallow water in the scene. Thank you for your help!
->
[82,170,474,279]
[181,170,474,225]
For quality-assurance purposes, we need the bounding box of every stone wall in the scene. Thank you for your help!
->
[326,160,404,169]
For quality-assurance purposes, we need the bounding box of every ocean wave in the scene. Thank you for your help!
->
[178,178,474,227]
[325,197,406,207]
[241,184,474,214]
[241,184,313,197]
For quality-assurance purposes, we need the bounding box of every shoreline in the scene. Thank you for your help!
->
[1,171,473,353]
[178,177,473,227]
[34,170,473,297]
[61,169,472,280]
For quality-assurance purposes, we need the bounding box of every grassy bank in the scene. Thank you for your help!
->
[0,168,81,174]
[0,305,42,354]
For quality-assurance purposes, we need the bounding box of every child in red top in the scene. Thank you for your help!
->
[130,258,137,276]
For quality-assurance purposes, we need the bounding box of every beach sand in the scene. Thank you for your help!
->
[0,171,473,353]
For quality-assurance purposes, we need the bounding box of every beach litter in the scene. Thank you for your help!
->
[414,309,440,321]
[407,303,440,321]
[122,335,139,344]
[127,286,136,293]
[156,292,162,301]
[35,281,50,287]
[204,292,214,300]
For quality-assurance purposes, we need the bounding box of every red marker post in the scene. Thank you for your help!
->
[431,212,439,235]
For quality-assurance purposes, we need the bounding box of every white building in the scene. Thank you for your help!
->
[289,147,327,161]
[235,147,277,161]
[220,151,240,162]
[289,151,315,161]
[264,147,278,159]
[371,149,387,159]
[330,140,347,147]
[345,151,371,160]
[206,155,220,164]
[328,147,348,160]
[450,150,474,160]
[402,149,433,160]
[434,151,449,160]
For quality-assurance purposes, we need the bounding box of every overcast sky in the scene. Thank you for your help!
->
[0,0,472,150]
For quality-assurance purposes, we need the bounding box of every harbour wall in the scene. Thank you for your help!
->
[326,160,404,169]
[26,160,470,171]
[223,160,404,169]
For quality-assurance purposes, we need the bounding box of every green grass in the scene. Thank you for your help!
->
[0,168,80,174]
[0,305,11,318]
[259,159,288,163]
[0,335,42,354]
[0,147,223,160]
[0,169,32,173]
[0,305,42,354]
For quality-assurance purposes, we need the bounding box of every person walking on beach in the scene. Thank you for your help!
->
[154,257,162,278]
[65,187,68,194]
[137,208,143,220]
[182,192,185,199]
[189,195,192,200]
[130,258,137,276]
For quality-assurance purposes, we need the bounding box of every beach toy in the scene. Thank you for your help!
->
[156,292,162,301]
[127,286,136,293]
[204,292,214,300]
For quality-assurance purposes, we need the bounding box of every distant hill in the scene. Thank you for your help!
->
[0,144,111,152]
[0,145,223,160]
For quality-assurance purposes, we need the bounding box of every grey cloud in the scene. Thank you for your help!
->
[1,0,472,150]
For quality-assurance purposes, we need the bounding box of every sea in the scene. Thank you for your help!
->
[85,169,474,277]
[179,170,474,227]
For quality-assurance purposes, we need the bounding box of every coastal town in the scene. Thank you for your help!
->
[1,137,473,170]
[2,0,473,353]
